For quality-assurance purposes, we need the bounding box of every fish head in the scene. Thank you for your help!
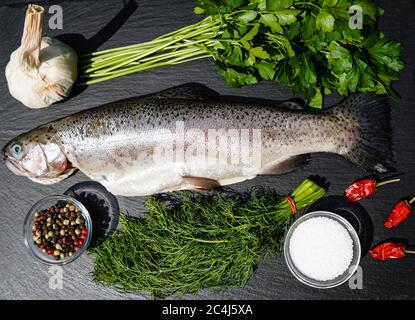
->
[2,127,72,183]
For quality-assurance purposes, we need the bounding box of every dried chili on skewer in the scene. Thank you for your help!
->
[370,242,415,261]
[344,178,400,202]
[384,196,415,228]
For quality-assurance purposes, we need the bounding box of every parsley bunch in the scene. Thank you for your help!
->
[80,0,404,108]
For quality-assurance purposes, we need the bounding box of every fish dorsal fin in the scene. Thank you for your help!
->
[152,83,220,100]
[279,100,304,110]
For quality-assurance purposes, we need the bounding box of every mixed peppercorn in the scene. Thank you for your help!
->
[32,202,88,260]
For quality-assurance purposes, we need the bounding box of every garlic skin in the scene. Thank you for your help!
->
[5,5,78,109]
[6,37,78,108]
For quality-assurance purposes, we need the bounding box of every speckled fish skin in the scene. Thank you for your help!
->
[2,85,394,196]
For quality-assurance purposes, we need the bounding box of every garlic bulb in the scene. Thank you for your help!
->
[5,5,77,109]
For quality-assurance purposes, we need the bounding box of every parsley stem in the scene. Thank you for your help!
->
[79,16,222,83]
[79,50,210,85]
[295,1,320,9]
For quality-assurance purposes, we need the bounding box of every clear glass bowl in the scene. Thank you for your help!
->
[284,211,361,289]
[23,195,93,265]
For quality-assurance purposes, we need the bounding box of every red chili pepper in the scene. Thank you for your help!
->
[370,242,406,261]
[384,199,414,228]
[344,178,400,202]
[369,242,415,261]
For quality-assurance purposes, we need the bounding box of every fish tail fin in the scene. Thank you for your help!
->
[333,94,395,173]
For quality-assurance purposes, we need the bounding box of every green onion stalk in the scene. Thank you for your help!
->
[91,179,326,298]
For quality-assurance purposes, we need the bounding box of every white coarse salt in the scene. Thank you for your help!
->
[289,216,354,281]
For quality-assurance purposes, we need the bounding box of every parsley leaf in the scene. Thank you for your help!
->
[350,1,382,21]
[256,61,276,80]
[259,13,283,33]
[266,0,293,10]
[316,10,335,32]
[367,37,404,72]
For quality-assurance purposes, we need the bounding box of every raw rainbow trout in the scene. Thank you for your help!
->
[2,84,394,196]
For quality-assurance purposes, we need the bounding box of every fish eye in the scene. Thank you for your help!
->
[11,143,22,156]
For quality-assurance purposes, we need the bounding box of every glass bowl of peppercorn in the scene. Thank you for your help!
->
[23,195,92,265]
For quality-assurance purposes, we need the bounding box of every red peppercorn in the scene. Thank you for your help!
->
[344,178,400,202]
[81,228,87,235]
[384,200,414,228]
[47,249,54,255]
[80,233,86,240]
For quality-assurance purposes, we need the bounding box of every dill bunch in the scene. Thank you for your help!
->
[91,179,326,298]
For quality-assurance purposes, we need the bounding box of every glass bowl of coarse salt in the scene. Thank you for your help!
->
[284,211,361,289]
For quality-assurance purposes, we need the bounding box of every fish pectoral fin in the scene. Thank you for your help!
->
[152,83,220,101]
[261,154,310,175]
[28,168,78,185]
[182,175,221,190]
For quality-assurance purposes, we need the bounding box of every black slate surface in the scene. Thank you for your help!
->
[0,0,414,300]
